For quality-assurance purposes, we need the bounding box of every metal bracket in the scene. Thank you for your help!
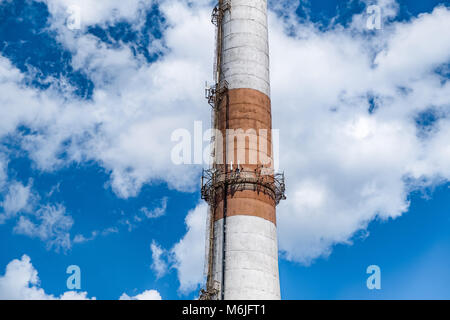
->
[205,80,228,109]
[199,281,221,300]
[211,1,231,26]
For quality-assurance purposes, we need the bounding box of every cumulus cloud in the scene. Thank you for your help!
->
[0,0,213,198]
[0,255,163,300]
[170,203,208,294]
[153,203,207,294]
[0,255,161,300]
[40,0,154,27]
[0,181,35,223]
[119,289,162,300]
[0,255,94,300]
[153,1,450,293]
[1,0,450,272]
[270,5,450,263]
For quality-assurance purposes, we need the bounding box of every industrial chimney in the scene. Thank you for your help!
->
[201,0,286,300]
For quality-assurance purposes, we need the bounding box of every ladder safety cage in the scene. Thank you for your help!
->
[199,1,231,301]
[211,0,231,26]
[199,0,288,301]
[201,167,287,206]
[205,80,229,110]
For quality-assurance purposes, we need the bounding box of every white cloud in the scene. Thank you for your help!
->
[102,226,119,235]
[73,231,98,244]
[60,291,94,300]
[150,241,168,279]
[0,255,163,300]
[145,2,450,293]
[350,0,400,30]
[40,0,155,28]
[1,0,450,270]
[0,155,7,191]
[0,1,213,198]
[119,290,162,300]
[170,203,207,294]
[0,255,93,300]
[0,159,76,252]
[73,226,119,244]
[14,204,74,252]
[270,5,450,263]
[149,202,207,294]
[0,181,35,223]
[140,197,168,220]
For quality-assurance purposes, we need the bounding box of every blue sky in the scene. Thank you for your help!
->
[0,0,449,300]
